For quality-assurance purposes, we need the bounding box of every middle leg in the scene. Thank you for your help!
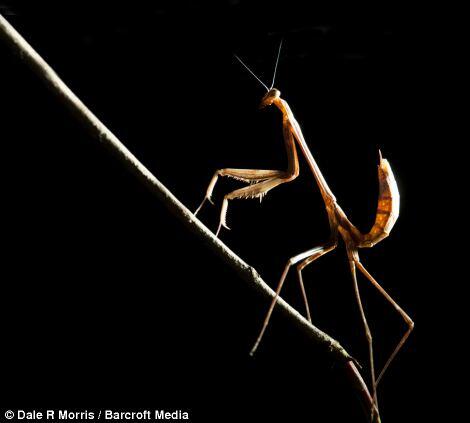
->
[250,241,336,355]
[296,241,337,322]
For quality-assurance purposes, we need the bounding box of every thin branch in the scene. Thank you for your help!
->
[0,14,379,422]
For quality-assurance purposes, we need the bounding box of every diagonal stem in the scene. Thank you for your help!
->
[0,13,379,422]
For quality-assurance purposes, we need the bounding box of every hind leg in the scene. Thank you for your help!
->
[354,259,414,386]
[347,252,381,422]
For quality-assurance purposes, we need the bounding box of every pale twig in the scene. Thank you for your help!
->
[0,14,379,422]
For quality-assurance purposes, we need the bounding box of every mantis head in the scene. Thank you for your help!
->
[260,88,281,108]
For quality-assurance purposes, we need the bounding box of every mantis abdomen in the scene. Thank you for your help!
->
[361,155,400,248]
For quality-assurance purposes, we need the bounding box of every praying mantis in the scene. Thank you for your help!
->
[194,43,414,421]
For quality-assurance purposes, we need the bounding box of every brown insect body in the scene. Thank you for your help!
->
[260,90,411,423]
[196,73,412,423]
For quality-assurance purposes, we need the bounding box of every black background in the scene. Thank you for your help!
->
[0,2,450,422]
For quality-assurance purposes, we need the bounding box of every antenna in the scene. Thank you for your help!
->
[270,39,283,90]
[234,54,269,92]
